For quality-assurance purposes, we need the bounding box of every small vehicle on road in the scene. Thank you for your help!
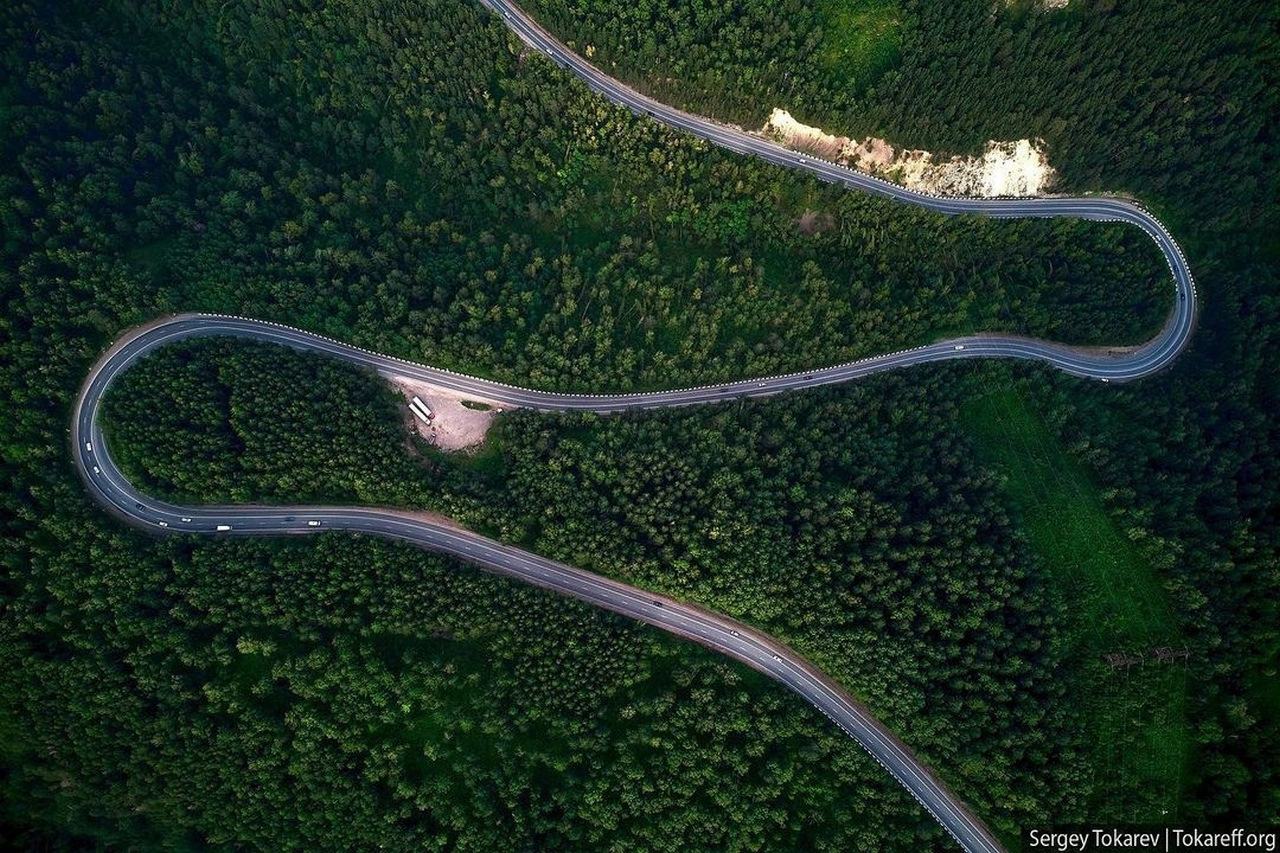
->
[181,517,191,523]
[307,520,322,527]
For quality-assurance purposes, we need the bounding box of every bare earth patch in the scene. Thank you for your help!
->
[762,108,1057,197]
[796,208,836,234]
[381,372,511,452]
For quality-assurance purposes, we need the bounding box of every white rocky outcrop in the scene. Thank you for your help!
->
[762,108,1057,198]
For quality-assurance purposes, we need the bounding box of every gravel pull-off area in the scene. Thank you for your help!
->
[762,108,1057,197]
[382,372,510,452]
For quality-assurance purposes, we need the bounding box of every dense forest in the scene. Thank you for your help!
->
[0,0,1171,392]
[522,0,1272,226]
[510,0,1280,827]
[96,340,1165,839]
[1,0,1276,850]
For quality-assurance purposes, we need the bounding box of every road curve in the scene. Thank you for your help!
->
[70,5,1202,851]
[73,314,1007,853]
[480,0,1198,385]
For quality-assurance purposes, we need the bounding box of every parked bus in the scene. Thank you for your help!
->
[410,396,434,422]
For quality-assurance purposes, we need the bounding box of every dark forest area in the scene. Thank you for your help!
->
[1,0,1276,849]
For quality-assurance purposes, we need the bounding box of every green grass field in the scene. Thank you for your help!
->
[813,0,903,90]
[960,377,1191,820]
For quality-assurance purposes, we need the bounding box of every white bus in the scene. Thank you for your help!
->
[410,397,434,423]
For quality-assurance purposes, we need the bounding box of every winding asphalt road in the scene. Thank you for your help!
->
[481,0,1198,384]
[70,4,1201,852]
[73,314,1009,853]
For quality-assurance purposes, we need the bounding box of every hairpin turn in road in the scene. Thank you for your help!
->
[71,5,1199,851]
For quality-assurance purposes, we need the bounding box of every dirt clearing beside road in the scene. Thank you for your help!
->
[382,373,511,452]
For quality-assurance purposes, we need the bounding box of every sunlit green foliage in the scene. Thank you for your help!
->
[1,0,1277,848]
[525,0,1272,228]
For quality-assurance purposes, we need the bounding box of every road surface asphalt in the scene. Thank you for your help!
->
[70,3,1202,849]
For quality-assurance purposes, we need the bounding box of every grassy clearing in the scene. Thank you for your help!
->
[959,375,1191,819]
[435,421,507,481]
[813,0,903,90]
[962,383,1174,643]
